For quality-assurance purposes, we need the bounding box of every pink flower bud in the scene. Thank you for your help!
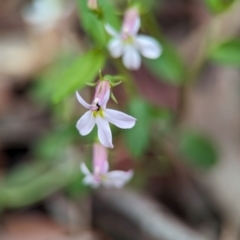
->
[88,0,98,10]
[92,80,111,109]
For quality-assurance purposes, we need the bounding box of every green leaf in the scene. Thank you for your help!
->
[52,50,105,103]
[0,159,80,208]
[149,107,173,134]
[99,0,120,30]
[34,125,78,160]
[32,55,74,103]
[132,0,155,12]
[209,39,240,66]
[144,44,186,85]
[77,0,107,45]
[77,0,120,45]
[203,0,236,14]
[124,98,151,158]
[1,162,48,187]
[179,131,218,169]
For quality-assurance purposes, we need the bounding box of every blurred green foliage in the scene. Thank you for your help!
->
[99,0,121,29]
[53,50,105,103]
[204,0,236,13]
[77,0,120,46]
[34,125,78,160]
[77,0,107,45]
[0,160,81,208]
[209,39,240,66]
[144,43,186,85]
[132,0,155,12]
[34,50,105,104]
[124,98,151,158]
[179,130,218,169]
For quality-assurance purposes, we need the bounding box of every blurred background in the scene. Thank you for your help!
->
[0,0,240,239]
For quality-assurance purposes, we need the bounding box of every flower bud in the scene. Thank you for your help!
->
[88,0,98,10]
[92,80,111,108]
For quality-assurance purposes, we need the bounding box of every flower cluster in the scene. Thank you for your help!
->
[77,3,162,188]
[76,79,136,188]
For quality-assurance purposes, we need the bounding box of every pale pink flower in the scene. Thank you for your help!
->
[80,143,133,188]
[87,0,98,10]
[105,7,162,70]
[76,80,136,148]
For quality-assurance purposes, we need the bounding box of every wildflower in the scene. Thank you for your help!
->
[76,80,136,148]
[80,143,133,188]
[105,7,162,70]
[87,0,98,10]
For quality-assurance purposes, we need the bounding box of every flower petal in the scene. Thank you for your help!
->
[122,45,141,70]
[99,89,110,109]
[80,162,91,175]
[76,91,91,109]
[105,24,119,37]
[130,16,140,36]
[93,143,108,174]
[104,109,136,129]
[76,110,95,136]
[108,38,123,58]
[103,160,109,173]
[95,117,113,148]
[135,35,162,59]
[103,170,133,188]
[82,175,100,188]
[122,8,140,36]
[93,81,111,108]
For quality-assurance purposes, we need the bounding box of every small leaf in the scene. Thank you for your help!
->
[124,98,151,158]
[77,0,107,45]
[110,92,118,104]
[144,44,186,85]
[99,0,120,30]
[104,74,123,85]
[132,0,155,12]
[77,0,120,45]
[86,82,97,87]
[203,0,236,14]
[209,39,240,66]
[179,130,218,169]
[52,50,105,103]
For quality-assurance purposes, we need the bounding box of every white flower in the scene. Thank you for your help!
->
[76,81,136,148]
[105,7,162,70]
[80,143,133,188]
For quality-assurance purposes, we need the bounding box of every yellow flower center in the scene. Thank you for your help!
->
[92,107,104,118]
[100,174,107,181]
[122,34,134,44]
[124,37,134,44]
